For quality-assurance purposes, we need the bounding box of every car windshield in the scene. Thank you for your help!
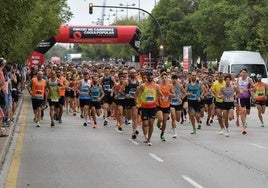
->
[231,64,267,78]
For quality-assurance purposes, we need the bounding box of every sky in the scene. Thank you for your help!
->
[67,0,159,25]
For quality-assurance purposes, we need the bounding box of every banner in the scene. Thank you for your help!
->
[183,46,191,72]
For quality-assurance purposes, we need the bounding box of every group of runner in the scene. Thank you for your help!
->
[25,62,268,146]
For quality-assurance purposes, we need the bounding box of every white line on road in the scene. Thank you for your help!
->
[149,153,164,162]
[249,143,266,150]
[128,138,139,145]
[182,175,204,188]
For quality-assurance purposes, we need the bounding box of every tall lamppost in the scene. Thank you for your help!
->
[119,3,135,19]
[109,8,124,22]
[138,0,140,22]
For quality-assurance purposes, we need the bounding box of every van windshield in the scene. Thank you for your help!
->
[231,64,267,78]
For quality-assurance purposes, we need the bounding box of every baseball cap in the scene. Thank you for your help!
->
[145,70,153,76]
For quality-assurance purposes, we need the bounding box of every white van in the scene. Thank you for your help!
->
[218,51,268,84]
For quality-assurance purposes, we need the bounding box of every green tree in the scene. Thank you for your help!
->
[0,0,72,63]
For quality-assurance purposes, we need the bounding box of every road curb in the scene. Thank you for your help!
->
[0,94,25,170]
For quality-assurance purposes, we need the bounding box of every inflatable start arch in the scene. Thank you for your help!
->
[28,25,141,66]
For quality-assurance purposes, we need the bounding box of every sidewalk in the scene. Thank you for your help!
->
[0,94,25,170]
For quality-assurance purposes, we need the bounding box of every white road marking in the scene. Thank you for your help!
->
[249,143,266,150]
[128,138,139,145]
[149,153,164,162]
[182,175,204,188]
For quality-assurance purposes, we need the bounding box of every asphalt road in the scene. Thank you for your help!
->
[1,96,268,188]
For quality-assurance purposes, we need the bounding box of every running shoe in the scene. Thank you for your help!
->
[51,122,55,127]
[73,111,76,116]
[242,127,247,135]
[197,124,201,129]
[80,114,84,118]
[172,134,177,138]
[135,130,139,135]
[190,129,196,134]
[36,121,40,127]
[219,130,224,135]
[58,119,62,123]
[206,122,211,126]
[93,124,97,129]
[83,122,87,127]
[146,140,152,146]
[261,123,264,127]
[104,120,108,126]
[225,133,230,137]
[131,134,137,140]
[160,135,166,142]
[209,119,213,124]
[118,126,122,131]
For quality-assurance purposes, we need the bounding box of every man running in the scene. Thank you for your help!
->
[157,72,175,141]
[186,71,205,134]
[237,69,254,134]
[89,75,105,128]
[100,67,115,126]
[27,71,47,127]
[136,70,162,146]
[219,74,239,136]
[212,72,226,135]
[253,74,268,127]
[123,67,140,139]
[170,74,186,138]
[76,72,91,127]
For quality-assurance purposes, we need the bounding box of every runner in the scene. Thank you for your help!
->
[237,68,254,134]
[114,72,127,131]
[186,71,205,134]
[47,71,62,127]
[136,73,148,142]
[27,71,47,127]
[219,74,239,136]
[89,74,105,128]
[76,72,91,127]
[136,70,162,146]
[253,74,268,127]
[56,69,68,123]
[212,72,226,135]
[170,74,186,138]
[157,72,175,141]
[100,66,115,126]
[124,67,140,139]
[203,73,215,126]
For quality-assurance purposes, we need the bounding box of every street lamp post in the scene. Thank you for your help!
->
[109,8,124,22]
[119,3,135,19]
[91,4,164,60]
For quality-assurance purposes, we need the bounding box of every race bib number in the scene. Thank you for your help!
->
[171,98,179,104]
[51,99,59,102]
[146,96,154,102]
[129,91,136,98]
[189,93,197,100]
[103,85,110,91]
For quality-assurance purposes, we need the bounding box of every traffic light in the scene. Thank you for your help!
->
[89,3,93,14]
